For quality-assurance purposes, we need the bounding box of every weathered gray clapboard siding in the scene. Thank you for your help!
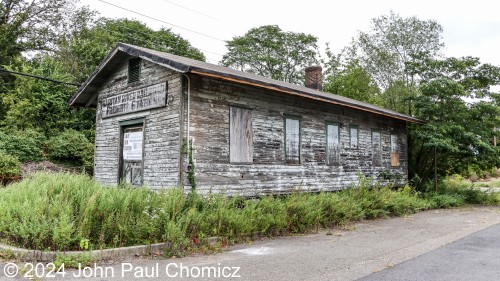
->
[94,60,181,188]
[183,74,407,195]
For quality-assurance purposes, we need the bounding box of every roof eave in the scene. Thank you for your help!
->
[189,68,425,124]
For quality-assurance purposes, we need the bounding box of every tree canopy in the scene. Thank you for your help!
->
[356,11,444,90]
[57,13,206,82]
[221,25,320,84]
[409,56,500,183]
[323,59,379,103]
[0,0,70,66]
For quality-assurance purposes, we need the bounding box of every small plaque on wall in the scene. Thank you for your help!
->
[101,82,167,118]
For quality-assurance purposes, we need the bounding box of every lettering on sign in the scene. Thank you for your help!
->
[101,82,167,118]
[123,131,143,161]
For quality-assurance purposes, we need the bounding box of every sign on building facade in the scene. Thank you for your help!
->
[101,82,167,118]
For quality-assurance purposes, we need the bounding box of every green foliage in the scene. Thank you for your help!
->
[54,253,93,268]
[356,11,444,90]
[222,25,320,84]
[439,175,500,205]
[375,80,418,114]
[0,150,21,178]
[0,172,467,256]
[2,56,95,138]
[421,175,500,207]
[57,16,206,82]
[45,129,94,170]
[0,129,45,162]
[409,57,500,184]
[323,60,380,103]
[0,0,69,66]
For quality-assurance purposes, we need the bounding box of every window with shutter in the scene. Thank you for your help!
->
[285,117,300,164]
[128,58,141,84]
[230,107,253,163]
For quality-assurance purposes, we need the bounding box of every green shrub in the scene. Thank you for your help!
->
[0,150,21,178]
[427,194,464,208]
[46,129,94,170]
[418,175,500,206]
[439,175,500,205]
[0,129,45,162]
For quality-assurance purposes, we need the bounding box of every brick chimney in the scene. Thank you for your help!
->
[305,66,323,91]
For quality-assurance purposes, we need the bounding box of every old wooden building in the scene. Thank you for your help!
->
[70,43,423,195]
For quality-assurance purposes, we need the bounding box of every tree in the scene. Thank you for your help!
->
[0,0,71,66]
[323,60,380,103]
[356,11,444,90]
[221,25,320,84]
[408,56,500,184]
[57,13,206,82]
[1,55,84,136]
[0,0,73,121]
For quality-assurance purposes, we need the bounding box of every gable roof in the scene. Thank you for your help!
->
[70,43,424,124]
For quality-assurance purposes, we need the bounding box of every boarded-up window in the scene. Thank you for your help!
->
[372,130,382,166]
[350,126,359,148]
[230,107,253,163]
[391,134,400,167]
[285,117,300,164]
[128,58,141,83]
[327,123,340,165]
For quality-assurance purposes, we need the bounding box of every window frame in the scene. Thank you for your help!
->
[371,129,382,167]
[229,106,253,164]
[118,118,146,186]
[325,122,341,165]
[283,114,302,165]
[390,134,400,167]
[349,125,359,149]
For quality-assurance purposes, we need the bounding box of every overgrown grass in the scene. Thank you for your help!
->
[0,172,499,257]
[473,179,500,188]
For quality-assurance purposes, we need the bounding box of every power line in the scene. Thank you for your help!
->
[160,0,218,21]
[101,27,223,65]
[103,23,224,57]
[98,0,225,42]
[0,69,81,87]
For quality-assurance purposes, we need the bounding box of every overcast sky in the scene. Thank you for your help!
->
[78,0,500,67]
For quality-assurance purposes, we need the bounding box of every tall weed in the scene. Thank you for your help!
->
[0,172,497,256]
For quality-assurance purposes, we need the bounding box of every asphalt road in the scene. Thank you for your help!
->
[1,207,499,281]
[359,223,500,281]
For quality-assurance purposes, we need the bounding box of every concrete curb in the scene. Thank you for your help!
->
[0,237,221,262]
[0,242,170,262]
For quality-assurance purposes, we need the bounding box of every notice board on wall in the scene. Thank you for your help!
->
[123,131,143,161]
